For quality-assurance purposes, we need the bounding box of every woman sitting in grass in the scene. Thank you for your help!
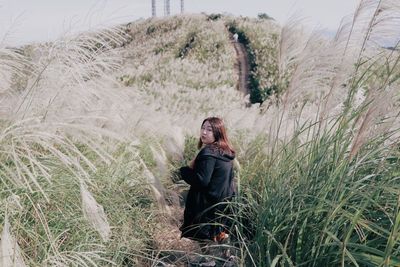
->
[179,117,236,242]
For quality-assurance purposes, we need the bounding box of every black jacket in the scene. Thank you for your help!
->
[179,145,235,240]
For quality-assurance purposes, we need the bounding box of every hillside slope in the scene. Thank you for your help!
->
[0,5,399,266]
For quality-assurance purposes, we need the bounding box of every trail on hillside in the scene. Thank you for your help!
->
[231,35,250,96]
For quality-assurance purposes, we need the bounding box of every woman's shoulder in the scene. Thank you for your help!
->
[198,145,235,161]
[198,145,218,157]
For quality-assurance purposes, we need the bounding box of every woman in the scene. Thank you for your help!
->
[179,117,236,242]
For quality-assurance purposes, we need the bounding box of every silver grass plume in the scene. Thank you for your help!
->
[345,0,399,92]
[0,118,116,199]
[281,0,362,116]
[80,181,111,242]
[347,0,400,157]
[350,83,399,159]
[318,0,400,126]
[317,1,375,123]
[277,15,309,88]
[140,159,170,215]
[43,244,113,267]
[0,47,33,97]
[6,194,23,215]
[0,215,27,267]
[13,26,128,119]
[281,31,330,111]
[162,125,185,161]
[150,144,168,178]
[277,0,400,135]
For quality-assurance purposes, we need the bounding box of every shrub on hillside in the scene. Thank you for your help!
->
[207,13,222,21]
[257,13,274,20]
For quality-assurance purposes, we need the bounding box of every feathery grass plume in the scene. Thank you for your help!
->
[368,0,400,48]
[0,11,25,47]
[276,15,309,94]
[38,26,127,87]
[140,159,170,215]
[150,144,168,178]
[349,83,399,158]
[228,105,259,132]
[0,47,32,95]
[0,215,27,267]
[80,180,111,242]
[274,0,400,135]
[0,118,117,199]
[162,125,185,161]
[281,1,375,122]
[345,0,399,90]
[4,141,152,266]
[317,0,399,126]
[318,9,369,123]
[8,26,128,120]
[354,0,400,54]
[343,0,400,158]
[44,245,114,267]
[3,15,243,137]
[281,31,339,111]
[267,29,328,147]
[5,194,23,215]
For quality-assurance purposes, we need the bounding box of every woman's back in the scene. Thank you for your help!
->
[196,146,235,202]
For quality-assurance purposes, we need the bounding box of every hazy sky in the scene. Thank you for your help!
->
[0,0,360,46]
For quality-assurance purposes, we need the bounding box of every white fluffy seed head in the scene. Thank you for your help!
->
[80,181,111,242]
[0,216,27,267]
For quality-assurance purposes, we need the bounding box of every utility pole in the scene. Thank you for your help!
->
[152,0,156,17]
[164,0,170,16]
[181,0,184,14]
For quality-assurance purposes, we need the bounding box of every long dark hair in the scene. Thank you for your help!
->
[198,117,235,155]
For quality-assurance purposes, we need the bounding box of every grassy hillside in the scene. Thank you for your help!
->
[1,1,400,265]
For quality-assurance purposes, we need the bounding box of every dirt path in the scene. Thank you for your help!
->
[231,36,250,96]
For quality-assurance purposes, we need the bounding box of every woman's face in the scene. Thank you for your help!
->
[200,121,215,145]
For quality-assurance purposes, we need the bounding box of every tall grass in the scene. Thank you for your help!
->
[0,21,163,265]
[0,1,399,265]
[232,0,400,265]
[0,135,159,265]
[236,115,400,266]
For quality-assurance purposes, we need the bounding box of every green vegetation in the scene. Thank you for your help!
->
[0,136,157,265]
[176,30,198,59]
[207,13,223,21]
[1,2,399,266]
[258,13,274,20]
[236,116,400,266]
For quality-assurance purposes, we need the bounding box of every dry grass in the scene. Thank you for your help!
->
[0,1,399,265]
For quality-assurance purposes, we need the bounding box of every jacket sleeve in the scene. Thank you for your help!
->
[180,154,216,188]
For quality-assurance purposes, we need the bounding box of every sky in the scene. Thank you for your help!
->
[0,0,360,46]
